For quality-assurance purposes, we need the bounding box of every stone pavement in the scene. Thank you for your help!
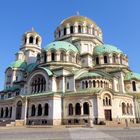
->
[1,126,140,140]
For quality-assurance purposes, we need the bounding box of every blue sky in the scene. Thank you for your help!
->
[0,0,140,90]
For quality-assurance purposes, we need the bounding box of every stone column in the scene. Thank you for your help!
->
[99,55,104,64]
[62,76,65,93]
[73,107,75,116]
[22,98,28,125]
[42,106,44,116]
[27,37,29,44]
[33,37,36,45]
[74,22,78,33]
[3,108,6,119]
[36,106,38,116]
[109,54,113,64]
[11,105,16,120]
[47,52,51,62]
[66,24,70,34]
[56,51,60,61]
[66,53,69,62]
[81,105,83,116]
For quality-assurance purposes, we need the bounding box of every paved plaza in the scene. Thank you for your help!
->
[0,127,140,140]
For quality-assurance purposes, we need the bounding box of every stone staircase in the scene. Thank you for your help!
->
[0,120,13,127]
[0,120,25,127]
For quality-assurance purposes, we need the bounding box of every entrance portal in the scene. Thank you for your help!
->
[104,109,112,121]
[16,101,22,120]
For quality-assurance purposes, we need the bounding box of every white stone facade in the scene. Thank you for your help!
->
[0,15,140,126]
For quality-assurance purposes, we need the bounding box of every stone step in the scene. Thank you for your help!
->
[0,120,13,126]
[15,120,24,126]
[6,124,14,127]
[11,122,15,125]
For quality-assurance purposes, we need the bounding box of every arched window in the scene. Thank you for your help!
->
[64,28,66,35]
[44,53,47,63]
[31,75,46,93]
[75,103,81,115]
[58,30,61,37]
[60,51,65,61]
[69,52,74,62]
[83,102,89,115]
[132,81,136,91]
[120,55,123,64]
[36,37,39,45]
[44,103,49,116]
[103,94,111,106]
[130,104,133,115]
[89,81,92,88]
[97,80,99,87]
[31,105,36,116]
[96,57,99,65]
[78,25,82,33]
[122,102,126,115]
[101,81,103,88]
[68,104,73,116]
[113,54,116,63]
[104,55,108,64]
[103,99,105,106]
[85,81,88,88]
[82,81,84,89]
[86,26,90,34]
[24,37,27,44]
[51,51,56,61]
[93,80,96,87]
[109,98,111,106]
[37,78,41,93]
[29,36,34,44]
[0,108,4,118]
[70,26,74,34]
[5,107,9,118]
[105,97,108,106]
[38,104,42,116]
[37,54,41,63]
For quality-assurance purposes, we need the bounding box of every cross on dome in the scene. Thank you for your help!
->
[31,27,35,32]
[76,11,80,16]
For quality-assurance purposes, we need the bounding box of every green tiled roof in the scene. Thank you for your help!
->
[124,72,140,81]
[4,85,20,92]
[44,41,79,52]
[9,60,27,69]
[38,67,53,76]
[26,63,37,72]
[94,44,123,54]
[26,92,56,97]
[77,72,102,79]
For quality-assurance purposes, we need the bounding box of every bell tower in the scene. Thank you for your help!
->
[19,28,42,64]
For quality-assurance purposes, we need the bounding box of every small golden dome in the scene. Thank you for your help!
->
[60,15,96,26]
[24,27,40,36]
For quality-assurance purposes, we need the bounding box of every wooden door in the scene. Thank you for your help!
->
[104,109,112,121]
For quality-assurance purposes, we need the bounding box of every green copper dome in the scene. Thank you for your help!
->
[9,60,27,69]
[124,72,140,81]
[44,41,79,52]
[94,44,123,54]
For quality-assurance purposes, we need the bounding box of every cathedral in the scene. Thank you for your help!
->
[0,15,140,126]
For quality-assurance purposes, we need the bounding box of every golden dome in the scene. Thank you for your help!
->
[24,27,40,36]
[60,15,96,26]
